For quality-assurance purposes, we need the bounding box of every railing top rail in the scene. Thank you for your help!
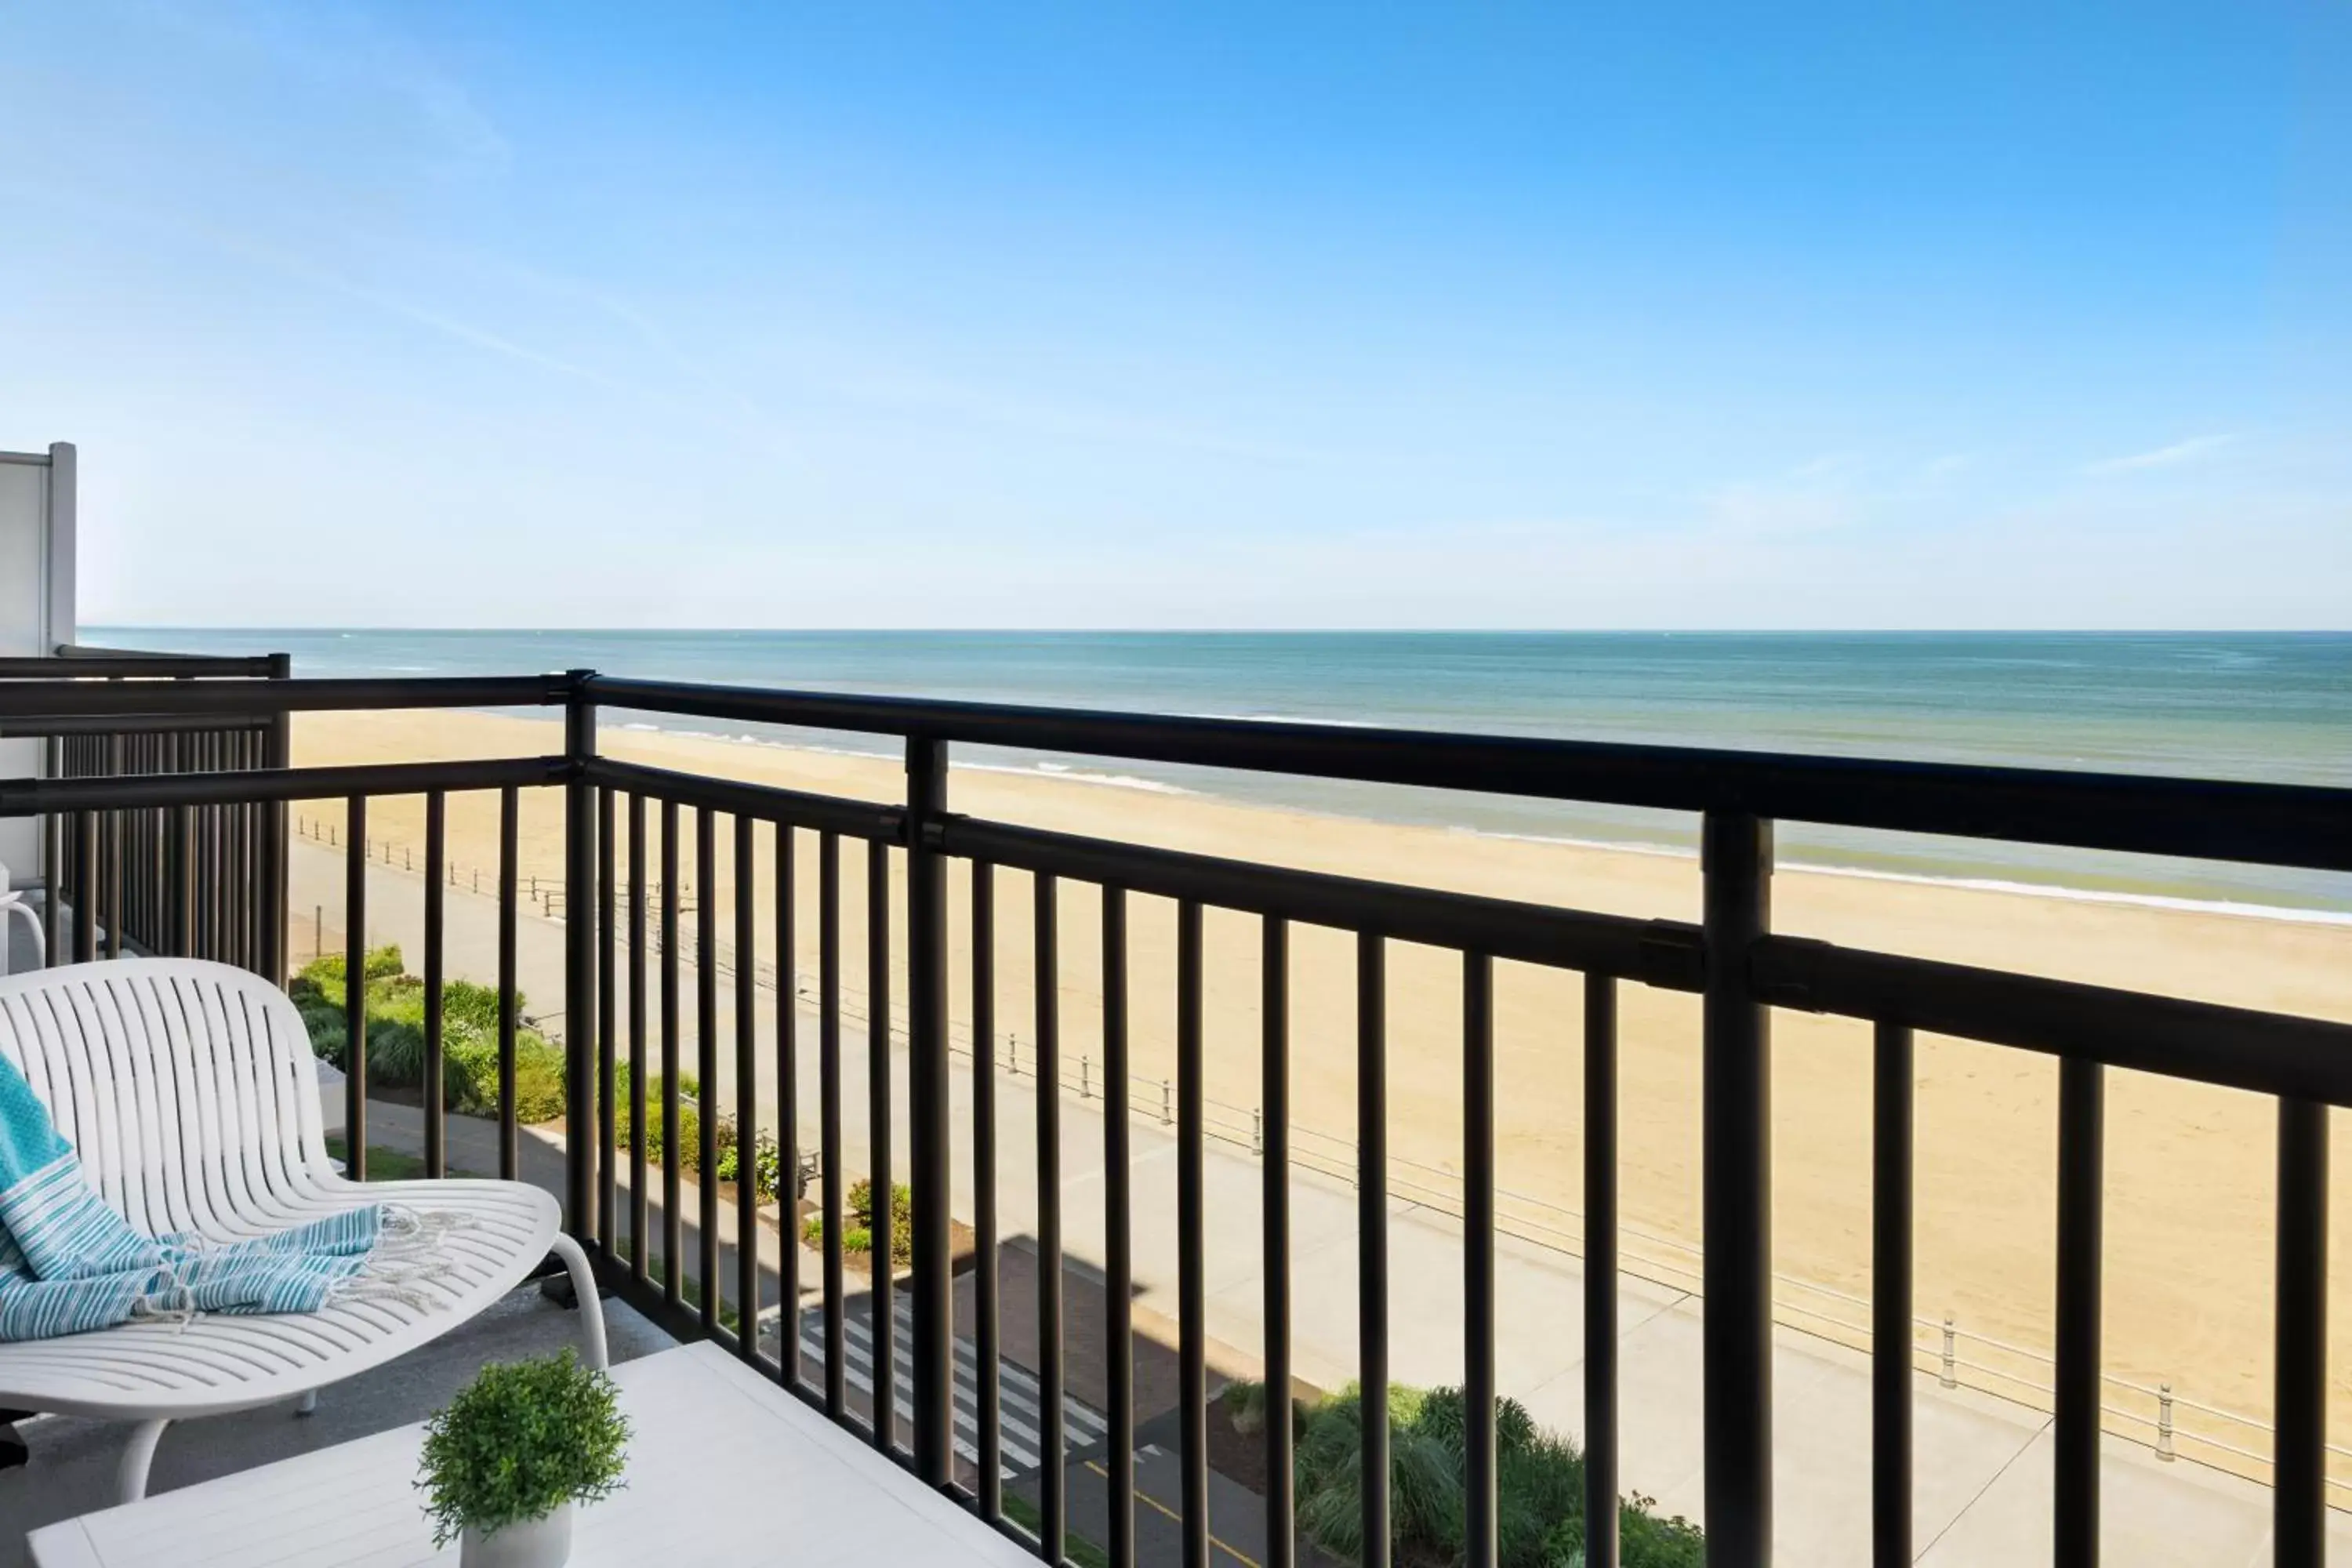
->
[0,652,283,679]
[0,673,565,716]
[2,668,2347,873]
[53,642,271,662]
[581,673,2352,875]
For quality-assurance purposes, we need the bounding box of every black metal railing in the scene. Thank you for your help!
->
[0,647,291,971]
[0,666,2347,1568]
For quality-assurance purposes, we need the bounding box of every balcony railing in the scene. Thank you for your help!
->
[0,645,291,968]
[0,666,2347,1568]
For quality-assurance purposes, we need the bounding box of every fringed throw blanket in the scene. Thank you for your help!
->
[0,1051,454,1341]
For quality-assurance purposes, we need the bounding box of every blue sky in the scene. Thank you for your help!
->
[3,2,2347,628]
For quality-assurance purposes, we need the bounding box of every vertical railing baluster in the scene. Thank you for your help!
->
[74,808,96,963]
[169,804,195,960]
[735,814,759,1359]
[204,732,221,962]
[776,822,800,1388]
[1464,952,1497,1568]
[103,734,122,960]
[423,790,447,1179]
[498,785,521,1182]
[1103,884,1135,1568]
[1035,872,1065,1563]
[2274,1097,2328,1568]
[821,831,846,1417]
[972,859,1002,1516]
[661,800,683,1308]
[629,793,649,1282]
[907,737,954,1485]
[867,834,895,1450]
[1262,915,1293,1568]
[263,652,292,985]
[1873,1021,1913,1568]
[229,733,245,969]
[598,785,618,1252]
[343,794,368,1181]
[2055,1056,2103,1568]
[42,740,64,964]
[221,731,234,966]
[1701,810,1773,1568]
[565,683,597,1240]
[697,807,720,1337]
[194,735,211,961]
[1177,898,1208,1568]
[1357,931,1390,1568]
[2053,1054,2104,1568]
[1585,973,1620,1568]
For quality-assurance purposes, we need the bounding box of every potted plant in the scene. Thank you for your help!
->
[418,1348,630,1567]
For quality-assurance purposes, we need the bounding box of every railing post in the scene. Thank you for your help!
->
[563,672,597,1243]
[1940,1315,1956,1388]
[1702,809,1773,1567]
[262,652,291,983]
[906,734,954,1487]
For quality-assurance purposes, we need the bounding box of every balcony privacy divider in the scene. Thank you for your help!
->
[1,666,2349,1568]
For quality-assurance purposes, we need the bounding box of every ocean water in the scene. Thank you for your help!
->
[87,630,2352,916]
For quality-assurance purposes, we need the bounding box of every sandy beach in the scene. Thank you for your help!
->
[291,707,2352,1464]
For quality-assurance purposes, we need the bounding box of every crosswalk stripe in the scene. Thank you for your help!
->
[822,1313,1109,1441]
[762,1302,1112,1479]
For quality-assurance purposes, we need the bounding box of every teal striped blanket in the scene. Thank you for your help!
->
[0,1050,438,1341]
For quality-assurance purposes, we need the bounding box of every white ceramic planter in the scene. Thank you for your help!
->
[459,1502,572,1568]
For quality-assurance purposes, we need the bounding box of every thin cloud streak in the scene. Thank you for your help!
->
[2085,433,2237,474]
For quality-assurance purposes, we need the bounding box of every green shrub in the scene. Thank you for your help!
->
[293,949,563,1123]
[1274,1378,1701,1568]
[799,1181,913,1265]
[717,1125,781,1203]
[799,1179,912,1264]
[418,1348,628,1547]
[614,1069,702,1171]
[292,944,406,1004]
[510,1038,567,1123]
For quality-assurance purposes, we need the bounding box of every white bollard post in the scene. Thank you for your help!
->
[1253,1107,1264,1157]
[2157,1382,2175,1461]
[1080,1054,1091,1100]
[1162,1078,1173,1125]
[1940,1314,1958,1388]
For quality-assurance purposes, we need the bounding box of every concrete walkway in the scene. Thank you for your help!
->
[292,839,2344,1565]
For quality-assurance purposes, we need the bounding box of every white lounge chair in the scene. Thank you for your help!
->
[0,958,606,1502]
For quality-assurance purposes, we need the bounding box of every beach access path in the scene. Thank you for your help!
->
[290,838,2342,1566]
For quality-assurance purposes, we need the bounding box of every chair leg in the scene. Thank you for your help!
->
[295,1389,318,1417]
[0,1407,32,1472]
[118,1417,169,1504]
[548,1232,609,1370]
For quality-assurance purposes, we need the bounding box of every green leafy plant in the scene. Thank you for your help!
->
[614,1068,703,1169]
[1254,1377,1702,1568]
[800,1178,913,1265]
[293,949,566,1123]
[417,1349,629,1547]
[716,1124,782,1203]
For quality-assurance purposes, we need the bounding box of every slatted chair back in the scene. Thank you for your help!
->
[0,960,333,1240]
